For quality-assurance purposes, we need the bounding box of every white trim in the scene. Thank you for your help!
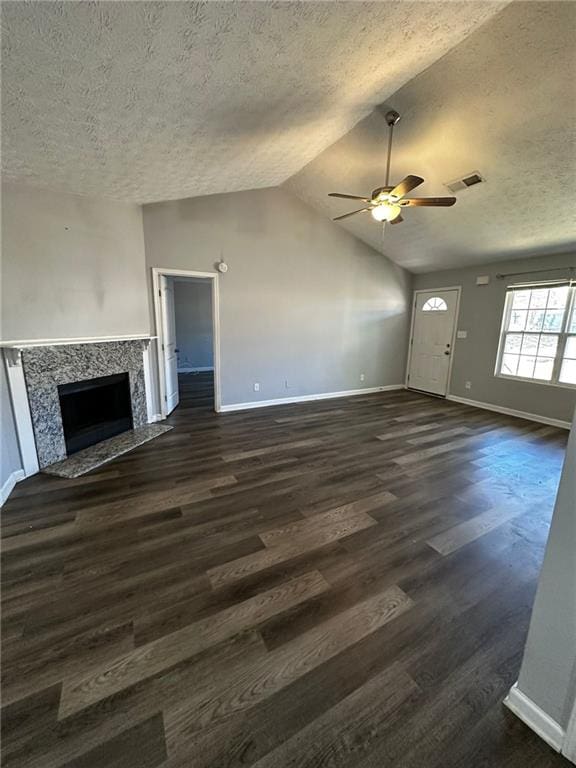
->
[152,268,222,416]
[504,683,565,753]
[155,269,217,279]
[563,692,576,763]
[0,334,155,349]
[211,272,223,413]
[0,469,25,507]
[2,351,39,477]
[494,283,576,389]
[219,385,404,413]
[495,372,576,391]
[149,413,164,423]
[152,270,164,414]
[142,344,155,423]
[177,366,214,373]
[447,394,571,430]
[405,286,462,395]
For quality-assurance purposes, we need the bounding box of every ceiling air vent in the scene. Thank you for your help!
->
[445,171,485,193]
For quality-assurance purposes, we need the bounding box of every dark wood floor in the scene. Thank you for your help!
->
[178,371,214,410]
[1,377,571,767]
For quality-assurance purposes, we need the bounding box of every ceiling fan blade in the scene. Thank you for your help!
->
[389,175,424,200]
[328,193,371,202]
[333,208,371,221]
[401,197,456,207]
[391,213,403,224]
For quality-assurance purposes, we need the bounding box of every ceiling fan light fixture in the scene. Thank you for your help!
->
[328,111,456,229]
[371,203,401,222]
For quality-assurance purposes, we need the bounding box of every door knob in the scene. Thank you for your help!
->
[444,350,450,356]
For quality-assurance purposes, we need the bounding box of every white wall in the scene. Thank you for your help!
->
[1,182,149,341]
[174,280,213,370]
[518,408,576,727]
[515,408,576,733]
[143,187,411,410]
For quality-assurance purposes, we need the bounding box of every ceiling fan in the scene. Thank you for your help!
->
[328,110,456,225]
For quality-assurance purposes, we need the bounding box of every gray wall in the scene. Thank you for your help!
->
[413,253,576,423]
[143,187,411,409]
[1,360,23,494]
[1,181,148,501]
[174,280,213,370]
[1,182,149,341]
[516,408,576,729]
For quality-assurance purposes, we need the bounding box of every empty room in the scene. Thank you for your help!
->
[1,2,575,767]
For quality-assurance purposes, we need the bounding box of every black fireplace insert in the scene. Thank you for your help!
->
[58,373,133,455]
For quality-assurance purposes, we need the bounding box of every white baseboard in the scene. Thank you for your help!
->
[446,395,571,430]
[177,367,214,373]
[0,469,25,507]
[564,700,576,764]
[148,413,165,423]
[504,683,565,753]
[219,385,404,413]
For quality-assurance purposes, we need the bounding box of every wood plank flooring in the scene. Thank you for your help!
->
[1,374,571,767]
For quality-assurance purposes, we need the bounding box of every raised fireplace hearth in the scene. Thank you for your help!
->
[58,372,133,455]
[17,339,150,468]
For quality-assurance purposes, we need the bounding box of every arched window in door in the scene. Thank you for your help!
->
[422,297,448,312]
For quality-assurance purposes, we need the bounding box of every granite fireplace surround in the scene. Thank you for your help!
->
[22,340,148,469]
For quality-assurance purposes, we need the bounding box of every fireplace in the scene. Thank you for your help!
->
[12,339,149,469]
[58,372,133,455]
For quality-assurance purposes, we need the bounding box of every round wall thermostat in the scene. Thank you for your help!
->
[217,261,228,273]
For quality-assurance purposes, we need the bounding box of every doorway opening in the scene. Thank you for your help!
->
[406,286,461,397]
[152,269,221,416]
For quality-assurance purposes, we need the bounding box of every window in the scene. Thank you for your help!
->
[496,282,576,386]
[422,297,448,312]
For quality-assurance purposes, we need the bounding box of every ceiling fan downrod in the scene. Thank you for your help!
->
[384,110,401,188]
[326,107,455,226]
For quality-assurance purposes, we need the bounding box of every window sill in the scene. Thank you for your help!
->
[494,373,576,390]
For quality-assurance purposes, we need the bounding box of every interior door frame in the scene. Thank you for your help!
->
[405,285,462,396]
[152,267,222,416]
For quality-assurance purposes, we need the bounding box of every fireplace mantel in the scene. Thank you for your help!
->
[1,335,156,366]
[2,337,159,477]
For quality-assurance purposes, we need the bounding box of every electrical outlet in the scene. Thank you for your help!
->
[254,382,260,392]
[465,381,472,390]
[360,373,365,382]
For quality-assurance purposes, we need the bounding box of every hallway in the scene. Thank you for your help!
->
[177,371,215,411]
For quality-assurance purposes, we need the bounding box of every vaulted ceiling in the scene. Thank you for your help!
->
[2,1,506,203]
[286,1,576,272]
[2,1,575,273]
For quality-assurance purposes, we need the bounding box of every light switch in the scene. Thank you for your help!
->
[457,330,468,339]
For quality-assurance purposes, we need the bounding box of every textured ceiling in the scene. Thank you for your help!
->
[285,2,576,272]
[2,1,507,203]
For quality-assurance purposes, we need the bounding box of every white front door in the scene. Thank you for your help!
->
[160,275,179,414]
[407,289,459,396]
